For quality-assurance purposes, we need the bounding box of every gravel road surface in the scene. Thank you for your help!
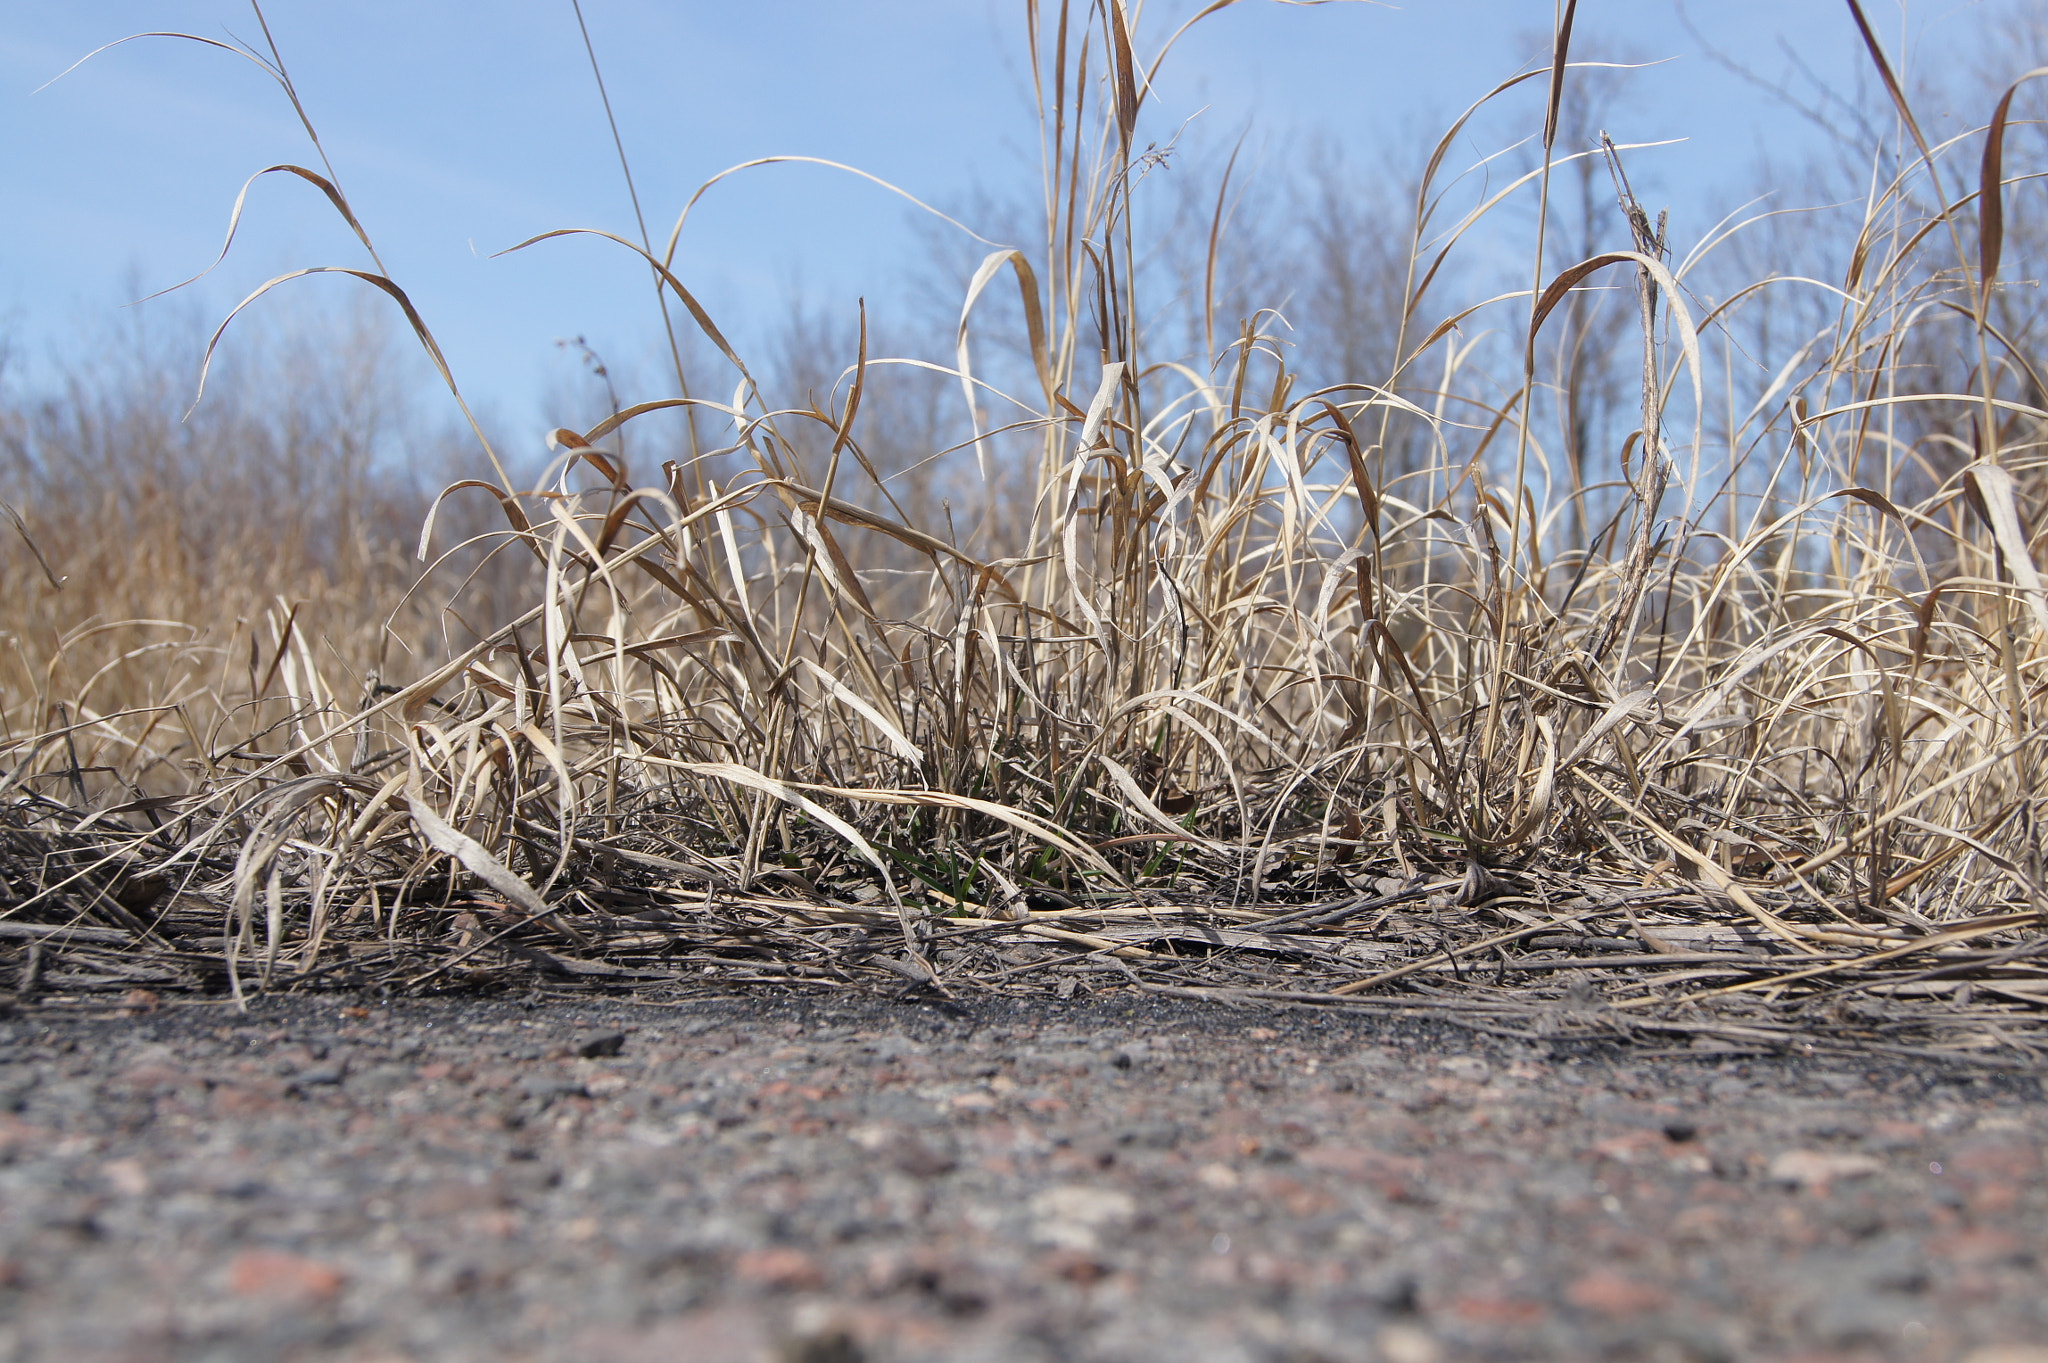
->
[1,989,2043,1362]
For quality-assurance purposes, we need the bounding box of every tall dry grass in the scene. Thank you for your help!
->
[0,300,544,802]
[4,0,2045,1010]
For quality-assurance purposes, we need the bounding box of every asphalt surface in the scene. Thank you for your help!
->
[2,988,2044,1362]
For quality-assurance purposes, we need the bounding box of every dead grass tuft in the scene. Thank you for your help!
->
[5,2,2048,1057]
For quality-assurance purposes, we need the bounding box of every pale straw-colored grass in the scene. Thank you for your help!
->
[3,2,2044,1045]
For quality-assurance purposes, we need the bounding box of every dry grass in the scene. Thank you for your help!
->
[4,1,2047,1056]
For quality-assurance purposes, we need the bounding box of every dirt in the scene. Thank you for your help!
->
[0,987,2043,1363]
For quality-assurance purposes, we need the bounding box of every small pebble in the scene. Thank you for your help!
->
[577,1031,627,1059]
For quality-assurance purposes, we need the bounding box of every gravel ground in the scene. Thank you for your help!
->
[1,988,2043,1363]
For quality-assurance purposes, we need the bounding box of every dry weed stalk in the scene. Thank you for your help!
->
[3,1,2046,1045]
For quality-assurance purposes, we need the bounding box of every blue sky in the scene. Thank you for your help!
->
[0,2,1950,446]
